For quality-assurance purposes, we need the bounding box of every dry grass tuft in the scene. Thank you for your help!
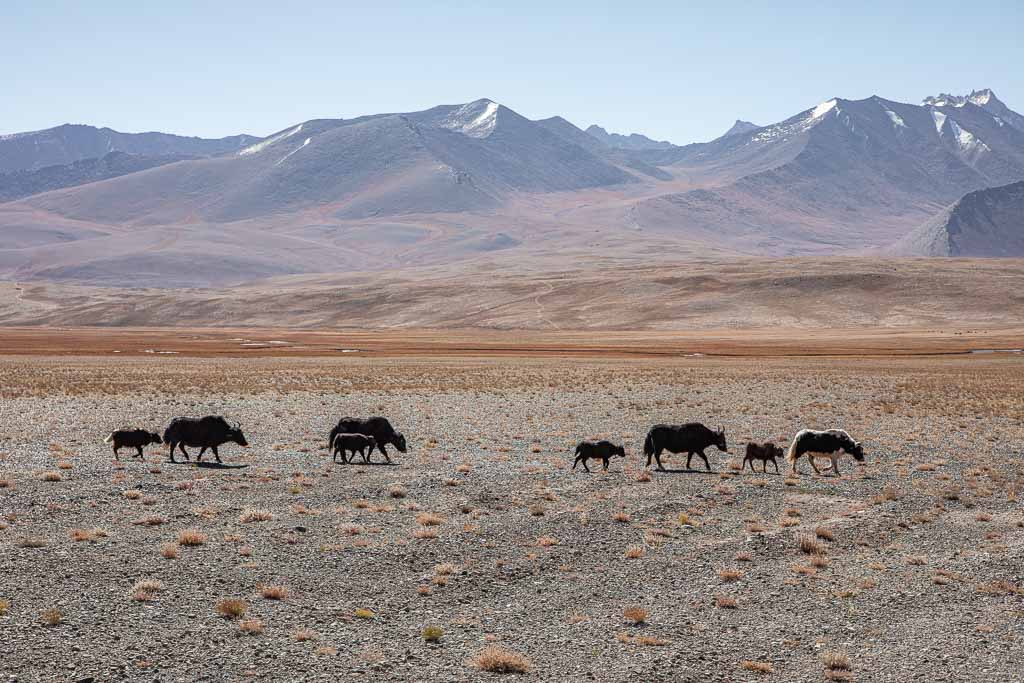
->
[215,598,247,619]
[0,598,9,615]
[414,527,439,540]
[160,542,180,559]
[17,537,46,548]
[741,660,774,674]
[715,595,738,609]
[814,526,834,541]
[40,471,62,482]
[131,579,165,602]
[354,607,375,619]
[474,645,532,674]
[417,512,444,526]
[122,489,142,500]
[40,607,63,626]
[623,606,648,624]
[798,535,826,555]
[422,625,443,643]
[259,585,289,600]
[388,484,407,499]
[625,546,644,559]
[612,511,631,523]
[537,535,559,547]
[239,618,264,635]
[822,650,852,671]
[735,551,753,562]
[293,628,318,642]
[718,568,743,582]
[239,508,273,523]
[177,529,208,546]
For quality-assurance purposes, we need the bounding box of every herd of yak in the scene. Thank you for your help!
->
[105,415,866,477]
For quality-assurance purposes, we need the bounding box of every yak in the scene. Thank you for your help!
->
[332,433,377,464]
[327,417,406,463]
[104,428,162,461]
[786,429,864,476]
[643,423,728,472]
[743,442,783,474]
[163,416,248,463]
[572,440,626,472]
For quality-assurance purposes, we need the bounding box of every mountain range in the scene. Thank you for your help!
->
[1,88,1023,289]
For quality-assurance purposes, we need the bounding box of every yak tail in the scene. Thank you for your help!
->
[786,434,801,463]
[103,432,114,444]
[573,444,581,456]
[643,432,654,457]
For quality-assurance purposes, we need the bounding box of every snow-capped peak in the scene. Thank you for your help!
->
[923,89,998,109]
[441,99,501,138]
[810,99,838,120]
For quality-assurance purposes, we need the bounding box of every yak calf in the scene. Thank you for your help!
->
[572,440,626,472]
[332,433,377,464]
[743,442,783,474]
[104,428,162,460]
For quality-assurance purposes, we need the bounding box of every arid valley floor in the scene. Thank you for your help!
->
[1,332,1023,681]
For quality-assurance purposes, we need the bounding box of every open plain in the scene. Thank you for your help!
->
[1,334,1023,682]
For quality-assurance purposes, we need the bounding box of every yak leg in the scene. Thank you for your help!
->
[212,445,221,463]
[602,457,609,472]
[168,443,176,463]
[580,457,591,473]
[699,451,712,472]
[113,445,121,461]
[572,455,581,470]
[772,459,780,474]
[685,452,694,470]
[178,443,190,461]
[830,454,840,476]
[809,454,823,475]
[654,450,667,472]
[136,445,145,459]
[380,443,392,464]
[196,446,206,463]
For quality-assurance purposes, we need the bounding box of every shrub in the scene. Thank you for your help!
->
[123,489,142,500]
[423,625,443,643]
[612,511,631,523]
[625,546,644,559]
[718,568,743,582]
[740,660,773,674]
[160,543,180,559]
[17,537,46,548]
[474,645,531,674]
[822,651,851,671]
[537,536,559,547]
[40,471,62,482]
[293,628,317,641]
[388,485,407,499]
[0,598,10,615]
[354,608,375,619]
[131,579,164,602]
[814,526,834,541]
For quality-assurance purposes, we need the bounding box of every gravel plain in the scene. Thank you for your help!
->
[1,354,1022,682]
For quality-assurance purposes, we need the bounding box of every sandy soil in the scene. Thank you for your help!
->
[1,351,1022,681]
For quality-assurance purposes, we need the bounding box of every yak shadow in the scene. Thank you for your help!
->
[163,460,249,469]
[336,460,398,467]
[654,468,721,475]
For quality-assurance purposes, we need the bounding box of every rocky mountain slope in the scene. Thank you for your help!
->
[892,180,1024,256]
[0,123,258,173]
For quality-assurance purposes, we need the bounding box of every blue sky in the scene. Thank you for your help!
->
[4,1,1022,144]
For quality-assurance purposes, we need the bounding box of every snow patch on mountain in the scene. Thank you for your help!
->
[810,99,838,120]
[240,124,303,156]
[275,137,311,166]
[442,100,500,138]
[884,108,907,128]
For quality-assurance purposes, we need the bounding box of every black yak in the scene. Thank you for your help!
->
[743,442,783,474]
[327,417,406,463]
[572,440,626,472]
[786,429,864,476]
[104,428,162,460]
[643,423,728,472]
[163,416,248,463]
[332,433,377,464]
